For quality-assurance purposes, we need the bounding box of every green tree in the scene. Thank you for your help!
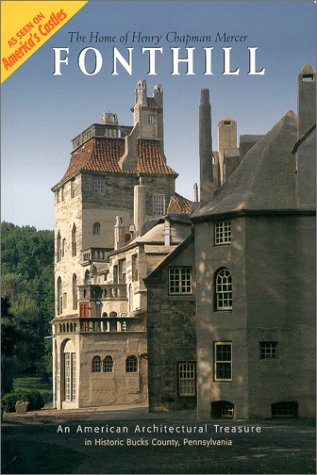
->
[1,222,54,377]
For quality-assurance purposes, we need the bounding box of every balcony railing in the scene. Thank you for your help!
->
[100,284,127,299]
[82,247,110,264]
[55,317,138,334]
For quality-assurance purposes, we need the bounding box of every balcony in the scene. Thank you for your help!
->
[82,247,110,264]
[100,284,127,300]
[55,316,143,334]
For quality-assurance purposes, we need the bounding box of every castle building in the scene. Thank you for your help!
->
[51,81,192,409]
[145,64,316,419]
[52,66,315,418]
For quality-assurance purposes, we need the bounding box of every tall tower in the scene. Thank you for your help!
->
[199,89,214,204]
[51,81,183,410]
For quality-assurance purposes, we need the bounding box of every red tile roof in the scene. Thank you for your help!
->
[167,193,193,214]
[63,137,177,180]
[136,140,177,175]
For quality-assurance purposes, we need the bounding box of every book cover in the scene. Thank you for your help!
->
[1,1,316,474]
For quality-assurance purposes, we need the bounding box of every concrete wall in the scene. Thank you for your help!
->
[195,215,315,419]
[245,215,316,418]
[195,218,248,419]
[78,332,148,407]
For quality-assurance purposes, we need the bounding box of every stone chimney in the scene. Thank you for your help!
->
[134,179,145,236]
[296,64,316,208]
[199,89,214,204]
[193,183,198,202]
[114,216,125,250]
[297,64,316,139]
[164,217,171,246]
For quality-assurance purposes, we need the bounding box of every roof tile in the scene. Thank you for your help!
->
[63,136,177,180]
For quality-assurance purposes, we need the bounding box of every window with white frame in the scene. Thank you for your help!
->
[178,362,196,396]
[260,342,278,359]
[93,176,105,194]
[152,194,165,215]
[214,221,231,245]
[215,268,232,310]
[65,352,76,401]
[169,267,192,295]
[214,342,232,381]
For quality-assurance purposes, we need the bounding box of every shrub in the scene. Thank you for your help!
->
[2,389,44,412]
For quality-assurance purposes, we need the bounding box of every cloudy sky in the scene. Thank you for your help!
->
[1,0,315,230]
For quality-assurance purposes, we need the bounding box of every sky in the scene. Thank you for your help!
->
[1,0,316,230]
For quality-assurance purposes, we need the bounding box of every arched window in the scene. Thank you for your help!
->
[72,224,77,256]
[93,222,101,235]
[92,356,101,372]
[72,274,77,310]
[103,356,113,372]
[56,232,61,262]
[62,238,66,257]
[215,268,232,310]
[84,270,91,285]
[126,355,138,373]
[57,277,62,315]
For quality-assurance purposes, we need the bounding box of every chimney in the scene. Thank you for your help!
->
[134,178,145,236]
[199,89,214,204]
[164,217,171,246]
[193,183,198,202]
[296,64,316,208]
[297,64,316,139]
[114,216,125,250]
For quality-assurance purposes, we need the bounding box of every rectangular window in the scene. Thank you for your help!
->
[169,267,192,295]
[260,342,278,359]
[118,259,126,284]
[214,221,231,245]
[62,292,67,309]
[147,114,154,125]
[131,254,138,281]
[214,342,232,381]
[93,176,105,194]
[113,265,118,284]
[178,362,196,396]
[65,352,76,401]
[152,194,165,216]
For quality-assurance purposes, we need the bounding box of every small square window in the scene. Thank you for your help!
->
[169,267,192,295]
[260,342,278,359]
